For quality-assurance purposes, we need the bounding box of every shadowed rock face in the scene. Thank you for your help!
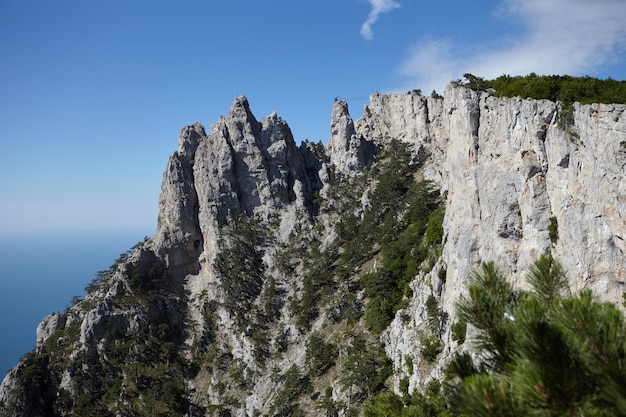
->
[2,86,625,416]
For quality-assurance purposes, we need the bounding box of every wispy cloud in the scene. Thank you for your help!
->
[360,0,401,40]
[397,0,626,93]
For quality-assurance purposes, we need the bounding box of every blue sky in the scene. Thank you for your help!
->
[1,0,626,235]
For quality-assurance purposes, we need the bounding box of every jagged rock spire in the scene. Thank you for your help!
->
[327,99,376,177]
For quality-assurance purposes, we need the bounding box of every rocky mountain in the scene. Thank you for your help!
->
[1,81,625,416]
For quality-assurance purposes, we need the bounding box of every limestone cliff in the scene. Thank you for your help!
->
[1,84,625,416]
[371,85,626,392]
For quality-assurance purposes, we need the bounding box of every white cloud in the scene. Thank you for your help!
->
[360,0,401,40]
[398,37,463,95]
[397,0,626,93]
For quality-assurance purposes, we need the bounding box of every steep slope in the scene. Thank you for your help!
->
[359,85,626,391]
[1,84,625,416]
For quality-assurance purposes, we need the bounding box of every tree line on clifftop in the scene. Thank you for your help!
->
[461,73,626,106]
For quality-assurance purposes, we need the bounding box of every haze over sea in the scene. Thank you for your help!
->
[0,231,152,378]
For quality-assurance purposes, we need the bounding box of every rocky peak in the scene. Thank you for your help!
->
[153,123,205,277]
[152,96,329,283]
[355,91,437,145]
[3,83,626,417]
[177,122,206,161]
[327,99,377,177]
[191,97,318,223]
[227,95,259,125]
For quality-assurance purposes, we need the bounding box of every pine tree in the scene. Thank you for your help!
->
[451,254,626,416]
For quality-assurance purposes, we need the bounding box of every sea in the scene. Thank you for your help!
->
[0,230,152,379]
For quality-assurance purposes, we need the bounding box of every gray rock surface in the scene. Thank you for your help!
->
[378,84,626,391]
[2,85,625,415]
[327,99,377,177]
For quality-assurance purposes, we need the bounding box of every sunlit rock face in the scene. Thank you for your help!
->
[379,85,626,391]
[2,84,625,416]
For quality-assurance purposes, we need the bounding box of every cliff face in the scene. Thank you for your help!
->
[2,85,625,416]
[372,86,626,391]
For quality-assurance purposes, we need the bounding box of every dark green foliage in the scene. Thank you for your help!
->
[71,298,188,416]
[260,276,284,321]
[363,392,405,417]
[11,352,56,415]
[548,216,559,244]
[245,276,287,364]
[323,139,443,335]
[419,295,447,363]
[338,140,421,267]
[463,73,488,92]
[556,107,576,130]
[559,290,626,413]
[405,355,414,375]
[214,215,268,329]
[85,269,111,294]
[525,253,567,305]
[127,258,169,292]
[361,272,402,333]
[305,332,338,377]
[7,322,86,415]
[269,365,310,417]
[450,320,467,344]
[420,336,443,363]
[424,206,445,246]
[450,254,626,416]
[425,294,448,336]
[85,239,149,295]
[456,262,519,372]
[431,90,443,99]
[293,244,337,330]
[399,376,410,396]
[341,334,392,400]
[364,379,453,417]
[9,286,191,416]
[361,176,444,333]
[316,387,344,417]
[328,291,363,324]
[463,73,626,105]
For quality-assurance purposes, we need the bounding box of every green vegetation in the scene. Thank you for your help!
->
[331,139,445,333]
[364,379,453,417]
[84,237,150,295]
[316,387,344,417]
[416,294,447,363]
[214,215,268,329]
[340,333,392,400]
[269,365,311,416]
[69,299,188,416]
[355,254,626,416]
[360,177,444,333]
[292,243,337,330]
[12,115,626,417]
[462,73,626,106]
[8,273,190,416]
[449,254,626,416]
[291,139,444,334]
[306,332,338,377]
[420,335,443,363]
[450,319,467,344]
[548,216,559,244]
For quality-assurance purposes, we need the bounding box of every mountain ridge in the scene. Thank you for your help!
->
[1,81,625,416]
